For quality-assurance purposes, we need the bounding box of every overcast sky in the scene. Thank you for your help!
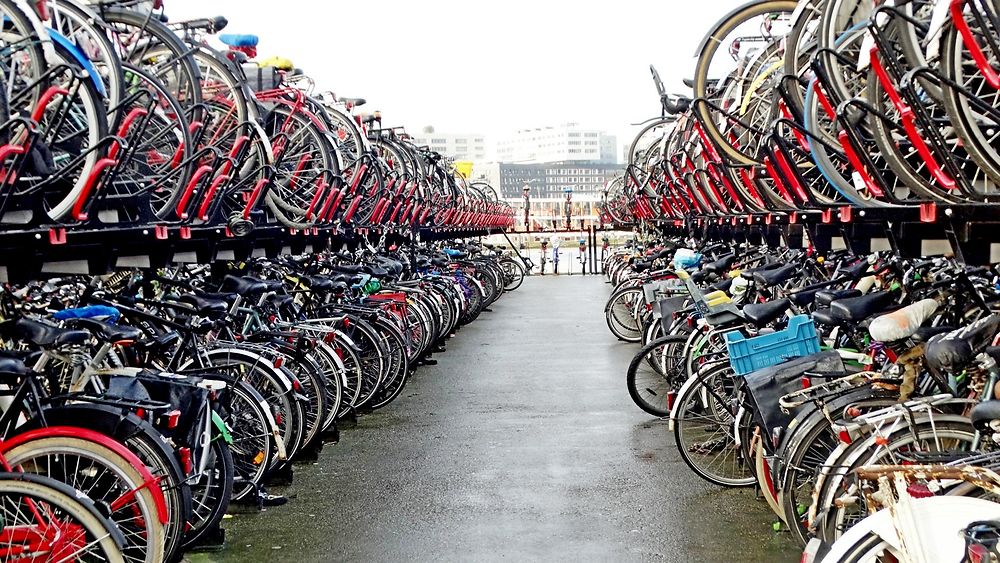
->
[169,0,744,153]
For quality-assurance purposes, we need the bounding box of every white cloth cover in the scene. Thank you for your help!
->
[868,298,939,342]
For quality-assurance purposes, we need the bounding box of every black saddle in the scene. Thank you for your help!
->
[815,289,862,308]
[177,294,229,317]
[0,355,29,376]
[811,308,838,326]
[302,275,334,291]
[331,264,364,274]
[910,326,953,344]
[740,262,782,281]
[702,254,736,276]
[753,264,798,287]
[925,315,1000,373]
[830,292,894,322]
[709,278,734,293]
[841,259,870,279]
[743,298,791,327]
[69,318,143,344]
[221,275,268,296]
[971,400,1000,431]
[3,318,90,348]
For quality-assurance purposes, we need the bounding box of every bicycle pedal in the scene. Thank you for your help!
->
[422,358,439,366]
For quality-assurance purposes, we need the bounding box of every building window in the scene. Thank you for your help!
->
[431,138,446,143]
[455,138,467,144]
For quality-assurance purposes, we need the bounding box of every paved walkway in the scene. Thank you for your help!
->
[193,275,798,562]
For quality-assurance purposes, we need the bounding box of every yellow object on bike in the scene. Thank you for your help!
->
[707,295,732,307]
[704,290,728,301]
[260,56,294,70]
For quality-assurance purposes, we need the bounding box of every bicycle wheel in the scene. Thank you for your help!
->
[604,286,643,342]
[626,335,687,416]
[3,435,165,563]
[500,258,525,291]
[225,381,276,502]
[34,41,109,221]
[0,472,125,562]
[692,0,798,165]
[99,7,202,114]
[672,363,755,487]
[181,438,233,551]
[823,419,976,542]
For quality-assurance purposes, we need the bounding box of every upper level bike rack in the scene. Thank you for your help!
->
[656,204,1000,266]
[0,222,499,283]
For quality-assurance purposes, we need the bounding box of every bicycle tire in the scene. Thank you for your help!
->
[2,435,165,563]
[626,335,688,416]
[692,0,798,165]
[0,472,126,562]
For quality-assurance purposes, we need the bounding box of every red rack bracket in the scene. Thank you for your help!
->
[839,206,852,222]
[48,227,66,245]
[154,225,168,240]
[179,226,191,239]
[789,212,798,224]
[919,202,937,223]
[765,213,773,225]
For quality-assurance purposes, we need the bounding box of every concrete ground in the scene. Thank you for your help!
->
[190,275,799,562]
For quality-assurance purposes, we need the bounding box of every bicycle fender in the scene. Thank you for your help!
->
[4,423,169,524]
[667,373,701,430]
[820,496,1000,563]
[47,28,107,96]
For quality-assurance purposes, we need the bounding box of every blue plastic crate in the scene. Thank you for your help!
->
[725,314,821,376]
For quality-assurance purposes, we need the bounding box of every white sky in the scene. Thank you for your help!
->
[168,0,745,155]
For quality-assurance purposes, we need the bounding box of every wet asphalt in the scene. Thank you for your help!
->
[189,275,799,562]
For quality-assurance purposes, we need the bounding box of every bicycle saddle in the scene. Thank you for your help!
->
[742,298,791,328]
[176,294,229,317]
[840,259,870,279]
[925,314,1000,373]
[868,298,938,343]
[829,291,895,323]
[739,262,781,281]
[811,308,839,326]
[2,318,90,348]
[362,265,389,278]
[302,276,335,291]
[814,288,862,308]
[221,275,269,296]
[970,400,1000,431]
[330,264,363,274]
[68,317,143,344]
[0,355,29,376]
[266,294,294,309]
[702,254,736,276]
[219,33,258,48]
[709,277,734,293]
[910,325,953,343]
[753,263,798,287]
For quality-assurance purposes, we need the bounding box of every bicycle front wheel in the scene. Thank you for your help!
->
[672,363,755,487]
[0,472,126,562]
[626,335,687,416]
